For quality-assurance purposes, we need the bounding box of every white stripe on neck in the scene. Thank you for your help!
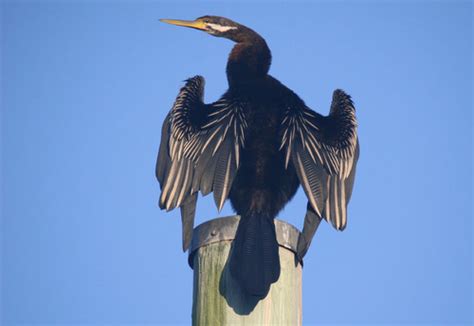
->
[207,23,237,33]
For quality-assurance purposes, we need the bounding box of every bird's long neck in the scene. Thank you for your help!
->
[226,27,271,88]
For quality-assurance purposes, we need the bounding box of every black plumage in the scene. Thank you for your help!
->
[156,16,359,296]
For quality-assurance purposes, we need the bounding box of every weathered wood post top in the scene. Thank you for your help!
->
[188,215,303,325]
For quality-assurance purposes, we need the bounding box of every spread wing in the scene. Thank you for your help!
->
[156,76,248,251]
[280,89,359,257]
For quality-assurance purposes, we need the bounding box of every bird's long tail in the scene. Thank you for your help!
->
[229,212,280,297]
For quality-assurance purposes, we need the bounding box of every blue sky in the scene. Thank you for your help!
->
[1,1,472,325]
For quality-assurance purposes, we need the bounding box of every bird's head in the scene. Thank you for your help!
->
[160,16,247,42]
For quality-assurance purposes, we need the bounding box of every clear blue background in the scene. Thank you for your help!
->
[1,1,472,325]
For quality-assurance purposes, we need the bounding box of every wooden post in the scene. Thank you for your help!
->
[189,216,302,325]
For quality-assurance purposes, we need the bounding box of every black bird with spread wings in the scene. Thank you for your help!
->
[156,16,359,297]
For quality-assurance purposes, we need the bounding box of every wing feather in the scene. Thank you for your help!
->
[180,193,197,252]
[156,115,172,186]
[212,138,239,211]
[156,76,248,251]
[280,89,358,231]
[199,154,219,195]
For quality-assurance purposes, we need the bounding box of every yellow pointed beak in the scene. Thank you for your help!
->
[159,19,207,31]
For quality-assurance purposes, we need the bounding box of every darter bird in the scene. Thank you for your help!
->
[156,16,359,297]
